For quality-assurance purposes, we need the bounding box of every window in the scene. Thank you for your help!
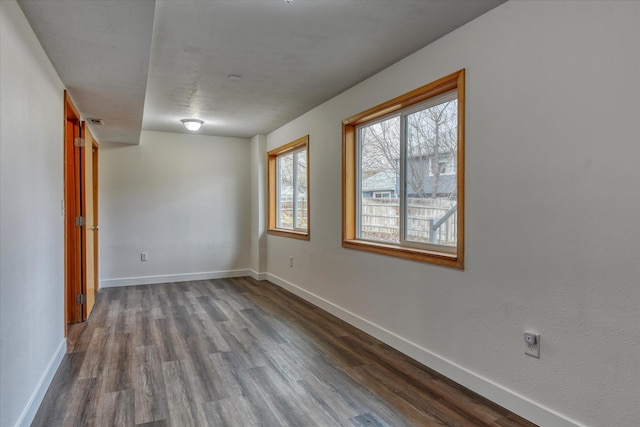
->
[342,70,464,268]
[268,135,309,240]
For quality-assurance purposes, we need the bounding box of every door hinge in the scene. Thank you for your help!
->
[74,137,85,147]
[75,216,86,226]
[76,294,86,304]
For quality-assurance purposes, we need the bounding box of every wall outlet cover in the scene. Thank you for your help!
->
[524,333,540,358]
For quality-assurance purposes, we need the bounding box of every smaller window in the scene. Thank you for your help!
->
[268,135,310,240]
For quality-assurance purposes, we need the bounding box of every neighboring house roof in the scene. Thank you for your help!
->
[362,171,397,193]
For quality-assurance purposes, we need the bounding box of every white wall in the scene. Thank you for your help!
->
[100,130,252,287]
[250,134,267,277]
[4,1,638,426]
[0,2,66,426]
[265,2,640,426]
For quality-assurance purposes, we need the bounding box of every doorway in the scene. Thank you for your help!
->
[83,126,99,318]
[64,91,83,325]
[64,91,99,327]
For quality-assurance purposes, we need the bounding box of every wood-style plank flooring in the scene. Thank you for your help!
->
[32,277,537,426]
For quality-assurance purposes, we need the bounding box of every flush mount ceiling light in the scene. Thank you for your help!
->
[181,119,204,132]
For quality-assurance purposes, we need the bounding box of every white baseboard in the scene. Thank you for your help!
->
[100,269,252,288]
[265,273,581,427]
[15,338,66,427]
[249,270,268,281]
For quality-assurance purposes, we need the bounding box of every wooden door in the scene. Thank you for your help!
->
[83,124,98,318]
[64,91,85,324]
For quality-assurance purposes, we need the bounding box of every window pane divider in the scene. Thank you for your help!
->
[399,112,408,246]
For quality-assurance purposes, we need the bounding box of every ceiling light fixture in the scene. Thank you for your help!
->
[181,119,204,132]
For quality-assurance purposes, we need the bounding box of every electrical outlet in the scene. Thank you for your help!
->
[524,332,540,358]
[289,256,294,267]
[141,252,148,261]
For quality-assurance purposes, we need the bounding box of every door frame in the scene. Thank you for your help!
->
[82,127,99,319]
[92,140,99,297]
[64,91,85,328]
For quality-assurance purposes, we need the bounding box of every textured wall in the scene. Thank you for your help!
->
[266,2,640,426]
[0,2,65,426]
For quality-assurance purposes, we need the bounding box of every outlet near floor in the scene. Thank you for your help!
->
[524,332,540,358]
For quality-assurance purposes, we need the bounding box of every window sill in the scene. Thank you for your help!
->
[342,239,463,269]
[268,228,310,241]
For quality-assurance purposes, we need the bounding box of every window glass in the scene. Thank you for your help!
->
[359,116,400,243]
[404,95,457,248]
[268,136,310,240]
[295,151,308,230]
[277,152,294,229]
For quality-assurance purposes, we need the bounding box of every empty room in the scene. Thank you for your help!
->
[1,1,639,426]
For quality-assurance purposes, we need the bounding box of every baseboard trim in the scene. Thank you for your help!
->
[15,338,66,427]
[100,269,252,288]
[265,273,581,427]
[249,270,268,281]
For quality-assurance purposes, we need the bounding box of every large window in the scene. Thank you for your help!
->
[268,135,309,240]
[342,70,464,268]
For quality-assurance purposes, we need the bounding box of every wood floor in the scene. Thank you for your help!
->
[33,277,537,427]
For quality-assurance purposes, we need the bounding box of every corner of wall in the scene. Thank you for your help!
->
[250,134,268,275]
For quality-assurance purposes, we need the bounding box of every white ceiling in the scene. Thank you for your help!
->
[18,0,505,144]
[18,0,155,145]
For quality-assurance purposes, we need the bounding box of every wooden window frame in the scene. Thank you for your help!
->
[268,135,310,240]
[342,70,465,268]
